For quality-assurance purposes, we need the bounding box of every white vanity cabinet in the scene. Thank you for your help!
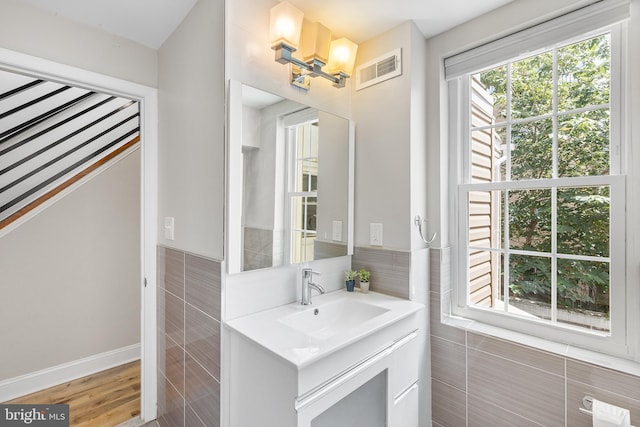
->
[226,290,424,427]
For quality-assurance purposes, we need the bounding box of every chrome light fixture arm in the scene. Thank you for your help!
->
[273,43,348,88]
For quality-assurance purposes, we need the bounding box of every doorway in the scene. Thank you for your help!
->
[0,47,158,422]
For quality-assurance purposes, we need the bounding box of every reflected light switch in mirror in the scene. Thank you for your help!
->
[332,220,343,241]
[164,217,175,240]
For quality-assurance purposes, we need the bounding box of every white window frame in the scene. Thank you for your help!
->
[447,14,636,359]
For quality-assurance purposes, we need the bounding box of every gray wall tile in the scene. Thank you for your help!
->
[165,290,184,346]
[165,336,184,395]
[158,247,222,427]
[467,347,565,426]
[185,404,206,427]
[158,374,184,427]
[432,379,466,427]
[186,303,221,379]
[468,394,545,427]
[431,336,467,391]
[185,354,220,427]
[467,332,565,376]
[352,246,410,299]
[567,360,640,399]
[185,254,221,319]
[430,292,466,344]
[164,248,185,298]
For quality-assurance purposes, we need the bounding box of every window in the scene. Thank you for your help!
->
[447,4,633,356]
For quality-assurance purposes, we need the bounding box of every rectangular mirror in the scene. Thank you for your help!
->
[227,81,354,274]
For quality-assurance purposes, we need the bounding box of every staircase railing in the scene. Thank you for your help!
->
[0,73,140,229]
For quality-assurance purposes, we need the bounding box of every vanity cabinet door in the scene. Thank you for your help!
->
[389,330,420,397]
[296,349,393,427]
[391,382,419,427]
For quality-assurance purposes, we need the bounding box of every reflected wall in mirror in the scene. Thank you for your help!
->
[227,81,353,274]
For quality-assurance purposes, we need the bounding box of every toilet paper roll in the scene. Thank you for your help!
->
[592,398,631,427]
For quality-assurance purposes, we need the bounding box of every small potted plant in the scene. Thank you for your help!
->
[345,270,357,292]
[358,268,371,293]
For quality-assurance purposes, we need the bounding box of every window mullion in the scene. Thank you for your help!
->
[503,63,513,313]
[551,187,558,323]
[551,48,559,323]
[552,48,559,180]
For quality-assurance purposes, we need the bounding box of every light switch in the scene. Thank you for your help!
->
[332,220,343,241]
[370,223,383,246]
[164,217,175,240]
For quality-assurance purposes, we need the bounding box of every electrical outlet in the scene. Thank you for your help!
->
[370,223,383,246]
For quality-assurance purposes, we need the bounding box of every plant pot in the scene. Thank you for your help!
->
[345,279,355,292]
[359,281,370,293]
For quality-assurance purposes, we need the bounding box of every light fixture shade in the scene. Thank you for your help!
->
[270,1,304,50]
[326,37,358,76]
[300,21,332,64]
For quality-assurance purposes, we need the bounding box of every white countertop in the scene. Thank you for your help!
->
[225,289,424,368]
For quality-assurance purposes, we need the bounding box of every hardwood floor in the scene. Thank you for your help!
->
[4,361,140,427]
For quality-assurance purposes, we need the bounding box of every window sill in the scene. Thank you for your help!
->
[441,312,640,377]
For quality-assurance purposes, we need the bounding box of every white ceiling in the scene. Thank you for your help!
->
[17,0,514,48]
[17,0,198,49]
[287,0,515,43]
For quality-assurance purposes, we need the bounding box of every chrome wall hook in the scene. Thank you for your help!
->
[414,215,437,245]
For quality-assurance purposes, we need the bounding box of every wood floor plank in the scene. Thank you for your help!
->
[3,360,140,427]
[74,397,140,427]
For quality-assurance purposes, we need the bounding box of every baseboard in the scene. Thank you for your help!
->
[0,344,140,402]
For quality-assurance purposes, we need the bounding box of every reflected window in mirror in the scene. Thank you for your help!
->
[286,117,319,264]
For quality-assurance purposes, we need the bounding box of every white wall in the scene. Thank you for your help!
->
[409,25,430,252]
[0,0,157,88]
[352,21,428,251]
[0,150,141,380]
[157,0,225,260]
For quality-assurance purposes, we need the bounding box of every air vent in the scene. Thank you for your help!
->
[355,48,402,91]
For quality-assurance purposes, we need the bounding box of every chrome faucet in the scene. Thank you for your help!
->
[301,268,324,305]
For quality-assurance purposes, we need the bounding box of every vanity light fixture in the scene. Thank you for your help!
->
[269,1,358,90]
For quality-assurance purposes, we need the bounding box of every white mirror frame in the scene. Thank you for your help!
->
[225,80,354,275]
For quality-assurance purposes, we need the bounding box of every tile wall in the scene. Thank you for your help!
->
[157,246,222,427]
[430,247,640,427]
[352,246,411,299]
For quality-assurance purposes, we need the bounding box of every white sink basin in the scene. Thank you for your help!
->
[226,290,423,367]
[278,299,390,339]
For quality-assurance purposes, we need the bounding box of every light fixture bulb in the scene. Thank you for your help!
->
[333,46,350,63]
[276,17,295,41]
[300,21,332,65]
[326,37,358,76]
[270,1,304,50]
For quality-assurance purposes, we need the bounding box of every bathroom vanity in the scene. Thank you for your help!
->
[226,290,424,427]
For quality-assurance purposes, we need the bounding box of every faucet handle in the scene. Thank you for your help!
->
[303,268,321,277]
